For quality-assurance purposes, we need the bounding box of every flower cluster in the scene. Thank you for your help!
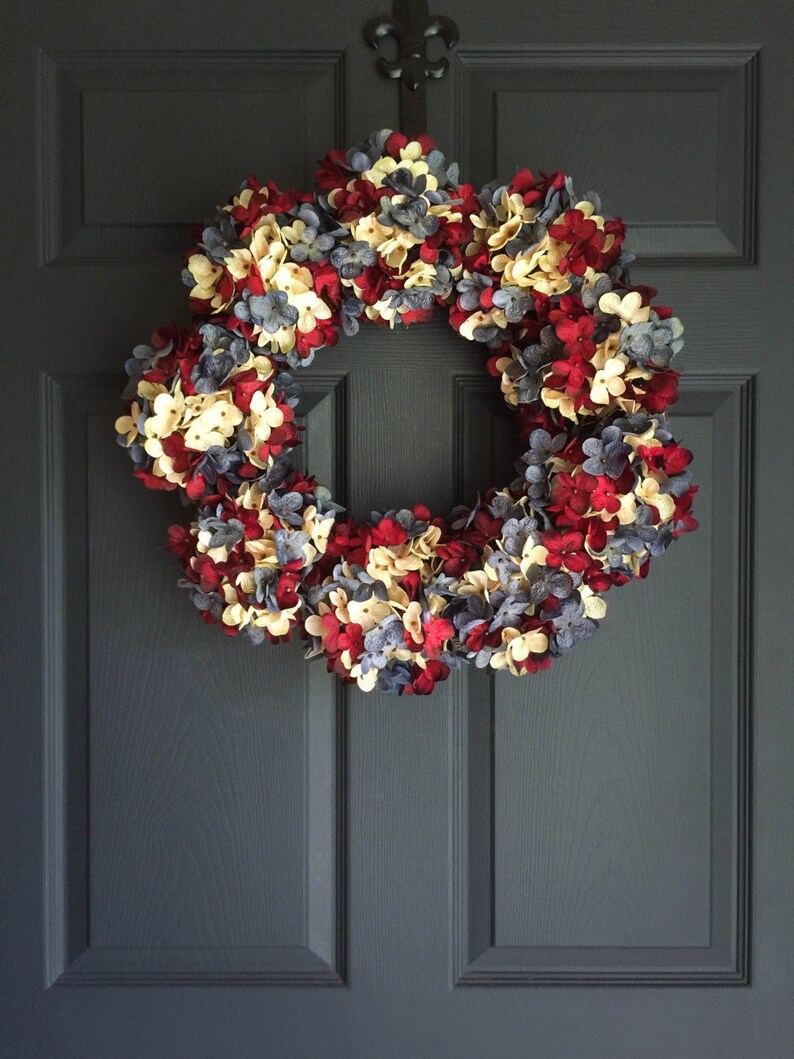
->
[116,130,697,695]
[167,475,341,641]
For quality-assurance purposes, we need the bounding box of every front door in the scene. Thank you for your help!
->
[3,1,792,1056]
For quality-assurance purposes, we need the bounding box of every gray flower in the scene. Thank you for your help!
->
[362,616,405,670]
[191,348,237,394]
[330,564,386,603]
[275,529,309,566]
[384,167,428,199]
[503,219,546,258]
[197,516,244,550]
[444,594,494,636]
[526,566,573,606]
[180,583,225,622]
[252,566,277,607]
[244,625,266,645]
[424,148,459,189]
[486,549,520,586]
[581,427,630,478]
[487,494,522,521]
[377,663,414,692]
[550,596,597,651]
[124,338,174,380]
[489,584,532,630]
[523,463,550,501]
[524,429,567,466]
[330,240,377,280]
[289,226,336,263]
[387,508,429,538]
[288,202,345,264]
[377,194,439,238]
[456,273,492,311]
[581,274,613,310]
[345,130,392,174]
[501,516,540,557]
[233,289,298,334]
[613,506,660,553]
[194,446,245,486]
[492,284,534,323]
[341,296,365,336]
[268,490,304,527]
[620,312,684,368]
[595,542,633,572]
[254,455,295,493]
[311,486,345,517]
[383,286,436,315]
[472,322,512,348]
[200,213,241,263]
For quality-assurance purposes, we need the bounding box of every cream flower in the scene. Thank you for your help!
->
[598,290,650,326]
[351,214,393,249]
[350,663,379,692]
[490,627,549,673]
[519,540,550,578]
[247,386,285,452]
[590,358,627,405]
[346,596,393,633]
[115,401,142,444]
[635,478,676,521]
[367,546,424,587]
[580,588,608,620]
[184,254,225,306]
[271,264,331,333]
[302,505,335,554]
[254,605,301,637]
[402,600,424,643]
[541,386,577,421]
[459,309,507,342]
[376,226,423,271]
[143,390,185,453]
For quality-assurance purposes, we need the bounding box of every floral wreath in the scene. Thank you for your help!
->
[116,129,698,696]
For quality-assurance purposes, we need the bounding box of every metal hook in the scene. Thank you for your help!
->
[364,0,459,133]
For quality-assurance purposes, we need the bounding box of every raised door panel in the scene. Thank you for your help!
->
[452,375,753,984]
[41,376,346,985]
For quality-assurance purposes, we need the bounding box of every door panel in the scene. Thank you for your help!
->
[3,1,792,1057]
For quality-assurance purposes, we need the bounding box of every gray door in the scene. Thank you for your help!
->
[2,1,792,1056]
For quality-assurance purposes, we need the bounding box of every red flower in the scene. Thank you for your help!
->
[328,179,382,223]
[337,623,365,661]
[315,612,342,654]
[542,530,592,573]
[548,295,586,327]
[371,517,409,547]
[314,149,348,191]
[275,572,301,610]
[423,617,455,659]
[640,370,679,413]
[549,352,591,395]
[555,313,597,358]
[638,444,693,477]
[550,471,597,522]
[590,476,622,514]
[232,369,267,414]
[672,486,699,537]
[166,524,192,558]
[513,654,553,675]
[405,660,450,696]
[437,541,478,576]
[133,468,175,493]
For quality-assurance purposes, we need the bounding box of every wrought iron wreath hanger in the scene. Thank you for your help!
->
[364,0,459,136]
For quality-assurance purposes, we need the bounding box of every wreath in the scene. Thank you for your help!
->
[115,129,698,696]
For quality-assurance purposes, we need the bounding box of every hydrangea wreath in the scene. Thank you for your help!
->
[116,129,698,696]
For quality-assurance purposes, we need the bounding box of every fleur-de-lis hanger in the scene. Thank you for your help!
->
[364,0,459,134]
